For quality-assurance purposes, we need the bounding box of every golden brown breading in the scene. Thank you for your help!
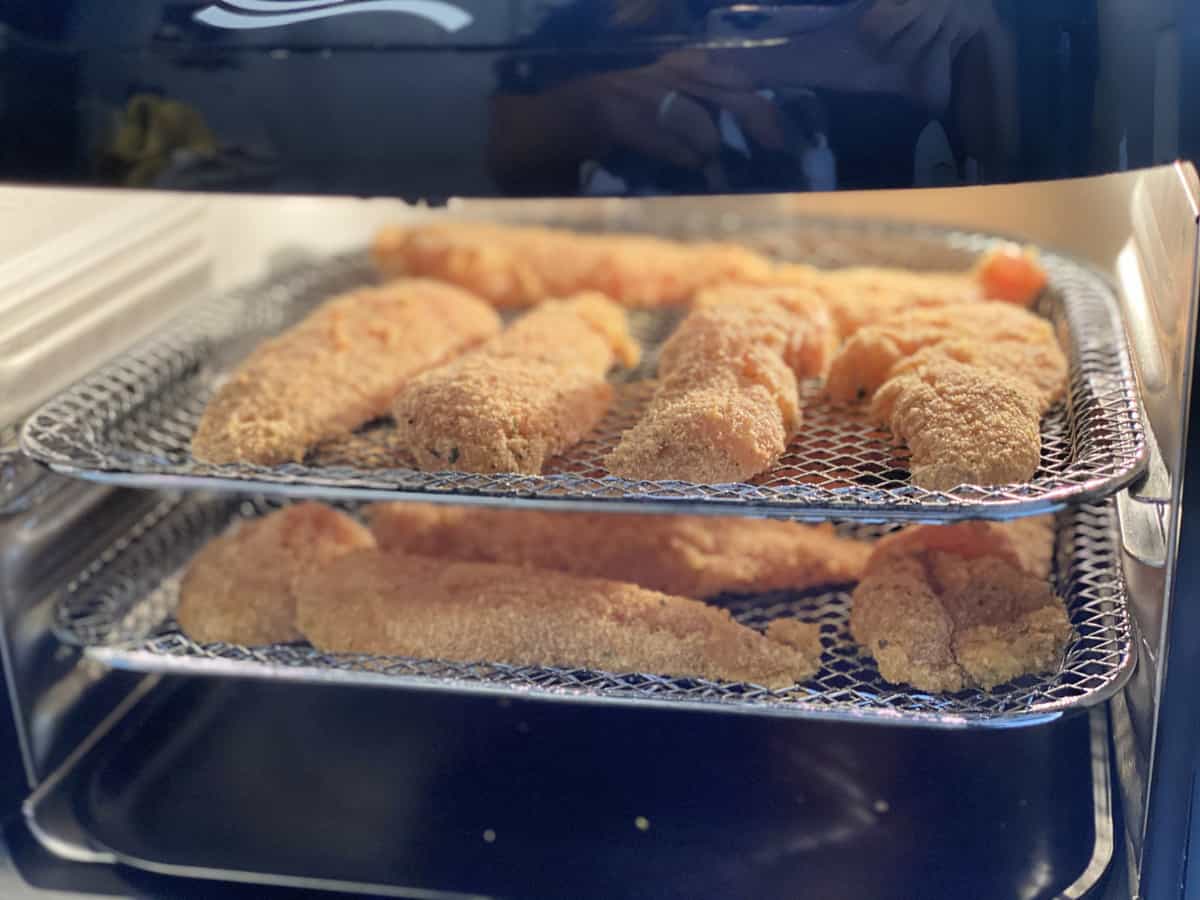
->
[850,557,962,692]
[367,503,871,597]
[296,551,821,688]
[191,279,501,465]
[849,522,1071,691]
[395,358,613,473]
[870,359,1044,490]
[769,244,1046,338]
[882,338,1068,412]
[826,302,1058,405]
[607,376,793,484]
[823,298,1066,491]
[606,290,833,483]
[392,293,638,474]
[999,515,1057,579]
[689,283,838,378]
[658,314,802,430]
[866,517,1055,580]
[770,264,981,338]
[372,221,774,308]
[480,290,641,370]
[176,504,376,646]
[308,425,417,469]
[764,618,825,662]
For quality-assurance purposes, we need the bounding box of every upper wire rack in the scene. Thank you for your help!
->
[20,218,1146,522]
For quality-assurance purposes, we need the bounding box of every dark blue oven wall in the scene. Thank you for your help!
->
[0,0,1193,199]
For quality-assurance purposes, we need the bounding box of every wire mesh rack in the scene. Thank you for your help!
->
[20,218,1145,523]
[55,493,1134,728]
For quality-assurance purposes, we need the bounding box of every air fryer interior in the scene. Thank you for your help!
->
[1,165,1195,900]
[29,677,1111,900]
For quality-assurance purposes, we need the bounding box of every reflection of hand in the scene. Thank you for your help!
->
[859,0,998,112]
[584,49,784,170]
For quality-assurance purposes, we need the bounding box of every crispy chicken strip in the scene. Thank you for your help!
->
[192,279,501,465]
[771,244,1047,338]
[611,369,794,483]
[372,221,774,308]
[368,503,871,597]
[392,293,638,473]
[885,338,1068,411]
[176,504,376,646]
[395,357,613,473]
[774,265,982,338]
[870,359,1045,490]
[826,301,1059,404]
[391,294,638,475]
[867,517,1056,580]
[849,520,1070,692]
[689,282,839,378]
[296,551,821,688]
[606,289,834,483]
[824,302,1066,491]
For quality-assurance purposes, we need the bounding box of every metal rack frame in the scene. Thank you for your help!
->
[55,493,1134,729]
[20,220,1146,522]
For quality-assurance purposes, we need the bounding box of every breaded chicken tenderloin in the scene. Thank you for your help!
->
[826,301,1060,405]
[606,286,835,483]
[192,279,501,465]
[849,519,1070,692]
[392,293,639,474]
[815,293,1068,490]
[296,551,822,688]
[372,221,773,308]
[867,516,1056,581]
[176,503,375,646]
[689,282,840,378]
[871,359,1046,490]
[864,312,1068,491]
[773,264,982,338]
[885,339,1069,411]
[771,244,1048,338]
[368,503,870,597]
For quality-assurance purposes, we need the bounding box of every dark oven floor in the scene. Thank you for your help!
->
[20,677,1111,900]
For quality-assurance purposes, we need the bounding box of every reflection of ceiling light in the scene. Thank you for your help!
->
[193,0,474,32]
[747,745,880,865]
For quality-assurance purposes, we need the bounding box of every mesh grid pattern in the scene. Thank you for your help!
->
[20,220,1145,522]
[56,494,1133,727]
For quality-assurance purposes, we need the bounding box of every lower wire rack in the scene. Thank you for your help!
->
[56,494,1134,728]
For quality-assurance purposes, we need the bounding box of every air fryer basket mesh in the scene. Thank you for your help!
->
[20,218,1145,522]
[56,494,1133,728]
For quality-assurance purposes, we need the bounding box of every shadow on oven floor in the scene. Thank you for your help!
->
[21,677,1111,900]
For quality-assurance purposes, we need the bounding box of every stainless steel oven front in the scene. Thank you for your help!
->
[0,2,1198,898]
